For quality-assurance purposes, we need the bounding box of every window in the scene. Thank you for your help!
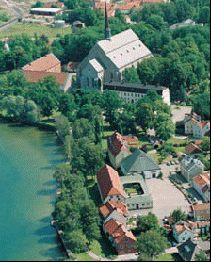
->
[87,77,89,87]
[110,73,114,80]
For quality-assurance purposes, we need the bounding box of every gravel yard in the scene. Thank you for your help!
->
[146,178,190,219]
[129,177,190,220]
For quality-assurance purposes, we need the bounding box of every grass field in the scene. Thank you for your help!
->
[0,23,71,39]
[75,253,94,261]
[155,254,175,261]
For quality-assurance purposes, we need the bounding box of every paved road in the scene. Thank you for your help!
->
[0,0,24,32]
[2,0,24,17]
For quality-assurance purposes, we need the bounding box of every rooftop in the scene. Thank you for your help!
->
[23,53,60,72]
[24,71,69,86]
[192,172,210,188]
[191,203,210,212]
[97,165,126,201]
[177,239,199,262]
[99,201,128,218]
[121,149,160,174]
[107,131,130,157]
[96,29,152,69]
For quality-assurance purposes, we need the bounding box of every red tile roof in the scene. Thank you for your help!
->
[104,219,122,235]
[174,222,192,234]
[192,172,210,188]
[104,219,136,245]
[97,165,126,201]
[108,132,130,157]
[99,201,128,218]
[23,53,60,72]
[185,143,202,155]
[24,70,68,86]
[191,203,210,212]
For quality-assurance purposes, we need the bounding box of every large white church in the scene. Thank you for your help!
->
[77,3,170,105]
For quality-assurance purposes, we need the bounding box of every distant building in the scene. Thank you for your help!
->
[172,221,194,243]
[191,172,210,203]
[189,203,210,221]
[177,239,201,261]
[30,7,62,16]
[104,82,170,105]
[94,0,169,17]
[72,21,86,33]
[170,19,197,30]
[22,53,71,91]
[107,132,132,169]
[103,219,137,255]
[180,155,204,183]
[185,112,210,139]
[121,149,161,179]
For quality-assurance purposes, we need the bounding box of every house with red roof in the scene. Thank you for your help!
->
[96,165,126,203]
[104,219,137,255]
[22,53,72,92]
[99,200,128,219]
[172,221,194,243]
[185,112,210,139]
[185,141,202,155]
[107,132,132,169]
[189,203,210,221]
[191,172,210,203]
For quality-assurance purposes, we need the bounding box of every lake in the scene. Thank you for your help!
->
[0,122,64,261]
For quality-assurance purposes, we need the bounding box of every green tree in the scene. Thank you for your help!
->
[171,208,187,223]
[81,202,100,244]
[123,67,140,83]
[137,230,168,259]
[55,115,71,141]
[201,137,210,152]
[137,213,159,233]
[195,251,210,261]
[66,230,88,253]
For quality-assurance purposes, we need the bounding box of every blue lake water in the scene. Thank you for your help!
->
[0,123,64,261]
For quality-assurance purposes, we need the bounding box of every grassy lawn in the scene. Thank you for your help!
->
[155,254,175,261]
[167,137,188,146]
[89,237,117,259]
[75,253,94,261]
[0,23,71,40]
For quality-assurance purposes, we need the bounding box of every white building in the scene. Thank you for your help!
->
[104,82,171,105]
[185,112,210,139]
[180,155,204,183]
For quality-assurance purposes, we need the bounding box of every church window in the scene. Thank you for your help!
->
[87,77,89,87]
[110,73,113,80]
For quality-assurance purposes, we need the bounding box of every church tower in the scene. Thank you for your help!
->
[105,1,112,40]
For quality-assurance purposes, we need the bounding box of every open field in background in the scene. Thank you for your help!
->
[0,22,71,39]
